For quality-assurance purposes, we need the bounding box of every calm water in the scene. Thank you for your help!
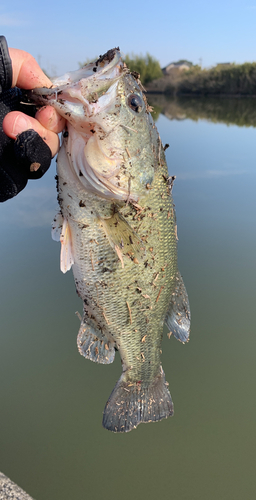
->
[1,96,256,500]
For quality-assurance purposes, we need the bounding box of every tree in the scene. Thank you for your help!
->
[124,53,163,85]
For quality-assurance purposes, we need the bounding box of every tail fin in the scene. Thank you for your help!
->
[102,367,173,432]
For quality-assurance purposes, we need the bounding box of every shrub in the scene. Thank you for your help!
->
[177,63,256,95]
[124,53,163,85]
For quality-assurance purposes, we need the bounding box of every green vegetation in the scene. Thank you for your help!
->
[147,62,256,96]
[124,53,163,85]
[77,53,162,85]
[177,62,256,95]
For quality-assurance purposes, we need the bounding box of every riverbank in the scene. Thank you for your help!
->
[146,62,256,96]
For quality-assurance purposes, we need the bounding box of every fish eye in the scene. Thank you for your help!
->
[127,94,143,113]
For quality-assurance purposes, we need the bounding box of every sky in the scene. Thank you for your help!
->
[1,0,256,77]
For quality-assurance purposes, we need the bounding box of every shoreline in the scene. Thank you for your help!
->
[146,91,256,98]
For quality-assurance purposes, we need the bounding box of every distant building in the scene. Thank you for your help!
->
[162,60,193,75]
[215,63,233,68]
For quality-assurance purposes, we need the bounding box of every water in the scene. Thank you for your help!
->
[1,97,256,499]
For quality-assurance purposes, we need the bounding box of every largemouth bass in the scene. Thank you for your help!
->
[30,48,190,432]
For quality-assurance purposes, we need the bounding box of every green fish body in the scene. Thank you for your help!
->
[33,48,190,432]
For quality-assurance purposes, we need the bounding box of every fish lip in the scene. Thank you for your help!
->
[94,47,120,68]
[29,48,123,101]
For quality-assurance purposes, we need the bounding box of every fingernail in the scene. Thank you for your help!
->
[36,106,47,115]
[36,106,58,130]
[12,115,32,136]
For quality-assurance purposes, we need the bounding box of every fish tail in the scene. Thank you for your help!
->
[102,366,173,432]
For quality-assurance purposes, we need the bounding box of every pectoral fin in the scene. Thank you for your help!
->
[60,219,74,273]
[165,272,190,343]
[52,213,74,273]
[99,209,145,267]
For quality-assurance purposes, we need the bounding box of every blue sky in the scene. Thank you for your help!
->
[1,0,256,77]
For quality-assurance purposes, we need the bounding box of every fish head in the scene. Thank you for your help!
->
[30,48,159,201]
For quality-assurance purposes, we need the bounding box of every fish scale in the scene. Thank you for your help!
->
[29,48,190,432]
[59,158,178,390]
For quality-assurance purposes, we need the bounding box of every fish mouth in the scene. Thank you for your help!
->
[27,48,139,202]
[29,48,123,110]
[28,47,126,136]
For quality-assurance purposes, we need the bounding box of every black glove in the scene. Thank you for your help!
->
[0,36,52,202]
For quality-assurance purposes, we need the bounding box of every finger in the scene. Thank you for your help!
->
[9,48,52,89]
[3,111,59,157]
[35,106,66,134]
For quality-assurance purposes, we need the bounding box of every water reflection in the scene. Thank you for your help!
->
[0,161,57,229]
[148,94,256,127]
[1,98,256,500]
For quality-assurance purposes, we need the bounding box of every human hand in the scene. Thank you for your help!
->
[3,47,65,156]
[0,36,66,202]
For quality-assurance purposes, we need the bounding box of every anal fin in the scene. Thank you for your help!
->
[165,272,190,343]
[77,317,115,364]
